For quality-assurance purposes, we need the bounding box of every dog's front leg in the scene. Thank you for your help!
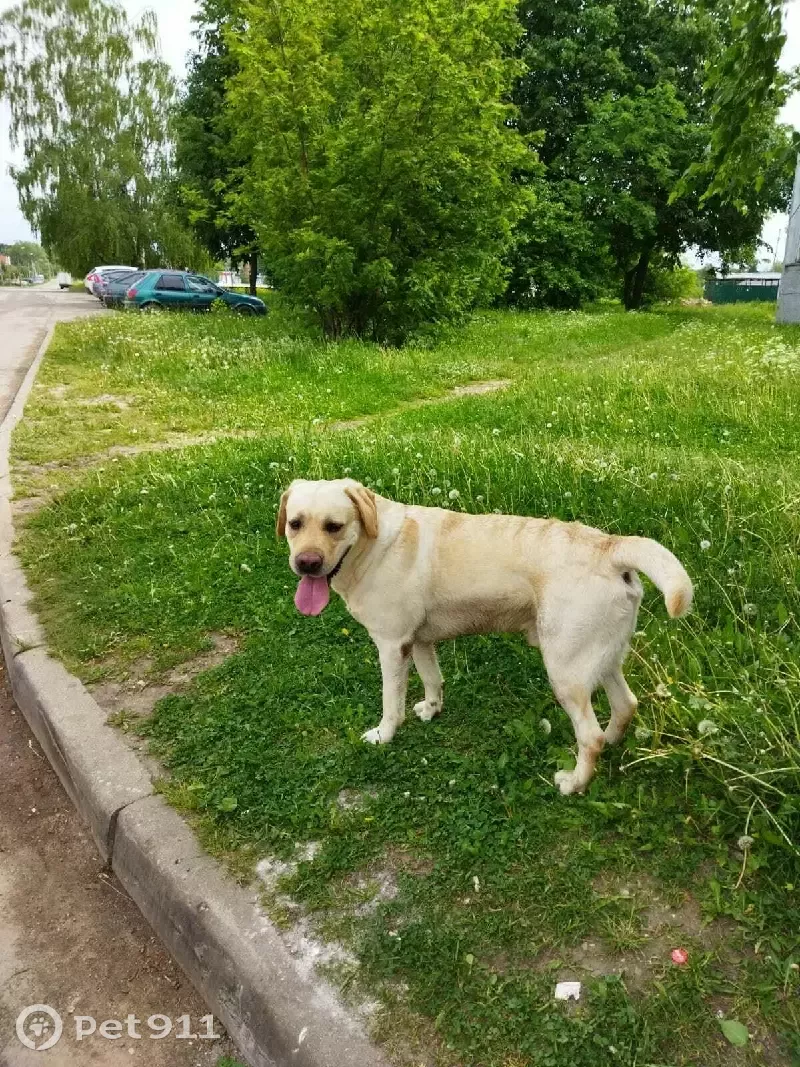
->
[362,640,411,744]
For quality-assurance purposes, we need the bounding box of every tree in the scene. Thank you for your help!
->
[175,0,260,295]
[3,240,51,276]
[0,0,195,274]
[226,0,533,341]
[511,0,794,309]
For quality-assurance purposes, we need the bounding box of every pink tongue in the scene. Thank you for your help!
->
[295,575,330,616]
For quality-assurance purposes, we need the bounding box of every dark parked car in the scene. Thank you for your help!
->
[124,271,267,315]
[100,270,145,308]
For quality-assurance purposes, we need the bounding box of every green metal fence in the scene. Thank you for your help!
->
[704,278,780,304]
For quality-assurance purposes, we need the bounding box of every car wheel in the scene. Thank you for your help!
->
[140,302,163,313]
[236,304,255,316]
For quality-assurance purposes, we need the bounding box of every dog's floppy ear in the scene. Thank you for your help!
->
[345,484,378,539]
[276,488,290,537]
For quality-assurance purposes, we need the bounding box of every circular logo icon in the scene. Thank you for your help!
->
[16,1004,63,1051]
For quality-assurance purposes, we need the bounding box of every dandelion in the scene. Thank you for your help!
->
[343,467,351,475]
[743,603,758,617]
[700,539,711,551]
[655,682,671,699]
[698,719,719,736]
[635,725,651,741]
[448,489,460,500]
[737,834,754,851]
[431,487,442,495]
[476,495,484,503]
[428,469,437,478]
[472,876,481,893]
[392,468,400,476]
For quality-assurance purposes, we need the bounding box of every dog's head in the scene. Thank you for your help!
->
[276,479,378,616]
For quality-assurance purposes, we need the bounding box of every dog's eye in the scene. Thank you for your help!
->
[324,521,344,534]
[288,518,302,531]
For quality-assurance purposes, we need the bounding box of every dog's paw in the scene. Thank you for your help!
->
[414,700,441,723]
[604,725,625,745]
[554,769,585,796]
[361,726,390,745]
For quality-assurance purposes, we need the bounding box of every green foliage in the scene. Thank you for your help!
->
[0,239,51,275]
[701,0,797,204]
[226,0,532,341]
[175,0,259,288]
[511,0,794,309]
[644,261,703,304]
[0,0,199,274]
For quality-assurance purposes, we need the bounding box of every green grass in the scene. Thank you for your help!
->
[11,302,800,1066]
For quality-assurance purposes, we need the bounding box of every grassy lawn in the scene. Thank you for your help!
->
[11,302,800,1066]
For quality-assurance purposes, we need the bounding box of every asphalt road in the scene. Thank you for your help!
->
[0,284,236,1066]
[0,281,101,424]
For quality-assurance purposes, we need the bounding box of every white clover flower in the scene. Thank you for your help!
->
[564,491,572,499]
[448,489,460,500]
[698,719,719,736]
[649,472,658,480]
[476,495,484,503]
[540,717,552,735]
[448,778,456,787]
[415,453,423,459]
[269,461,280,470]
[240,563,252,573]
[700,539,711,551]
[546,422,553,428]
[392,468,400,476]
[431,487,442,495]
[343,467,351,475]
[492,428,501,436]
[472,876,481,893]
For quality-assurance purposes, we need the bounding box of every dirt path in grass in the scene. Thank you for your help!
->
[0,657,237,1066]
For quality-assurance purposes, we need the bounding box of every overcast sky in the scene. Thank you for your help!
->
[2,0,799,263]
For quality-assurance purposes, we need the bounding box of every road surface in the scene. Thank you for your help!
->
[0,284,237,1066]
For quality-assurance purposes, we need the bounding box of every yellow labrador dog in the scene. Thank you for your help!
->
[277,479,692,795]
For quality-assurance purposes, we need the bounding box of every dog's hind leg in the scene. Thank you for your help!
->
[603,668,638,745]
[412,642,443,722]
[547,676,606,796]
[362,639,412,745]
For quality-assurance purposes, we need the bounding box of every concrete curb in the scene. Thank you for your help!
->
[0,324,391,1067]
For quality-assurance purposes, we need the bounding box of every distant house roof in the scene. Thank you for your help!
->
[720,272,782,281]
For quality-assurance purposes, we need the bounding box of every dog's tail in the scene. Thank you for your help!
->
[612,536,693,618]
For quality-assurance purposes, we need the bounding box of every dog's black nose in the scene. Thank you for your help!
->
[296,552,324,575]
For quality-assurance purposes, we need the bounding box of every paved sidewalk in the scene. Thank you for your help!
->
[0,286,237,1067]
[0,282,100,424]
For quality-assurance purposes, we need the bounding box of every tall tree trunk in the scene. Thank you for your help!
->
[249,250,258,296]
[623,248,653,309]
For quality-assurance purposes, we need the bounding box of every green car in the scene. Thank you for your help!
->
[124,270,267,315]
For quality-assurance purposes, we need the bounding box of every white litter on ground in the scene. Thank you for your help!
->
[554,981,582,1002]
